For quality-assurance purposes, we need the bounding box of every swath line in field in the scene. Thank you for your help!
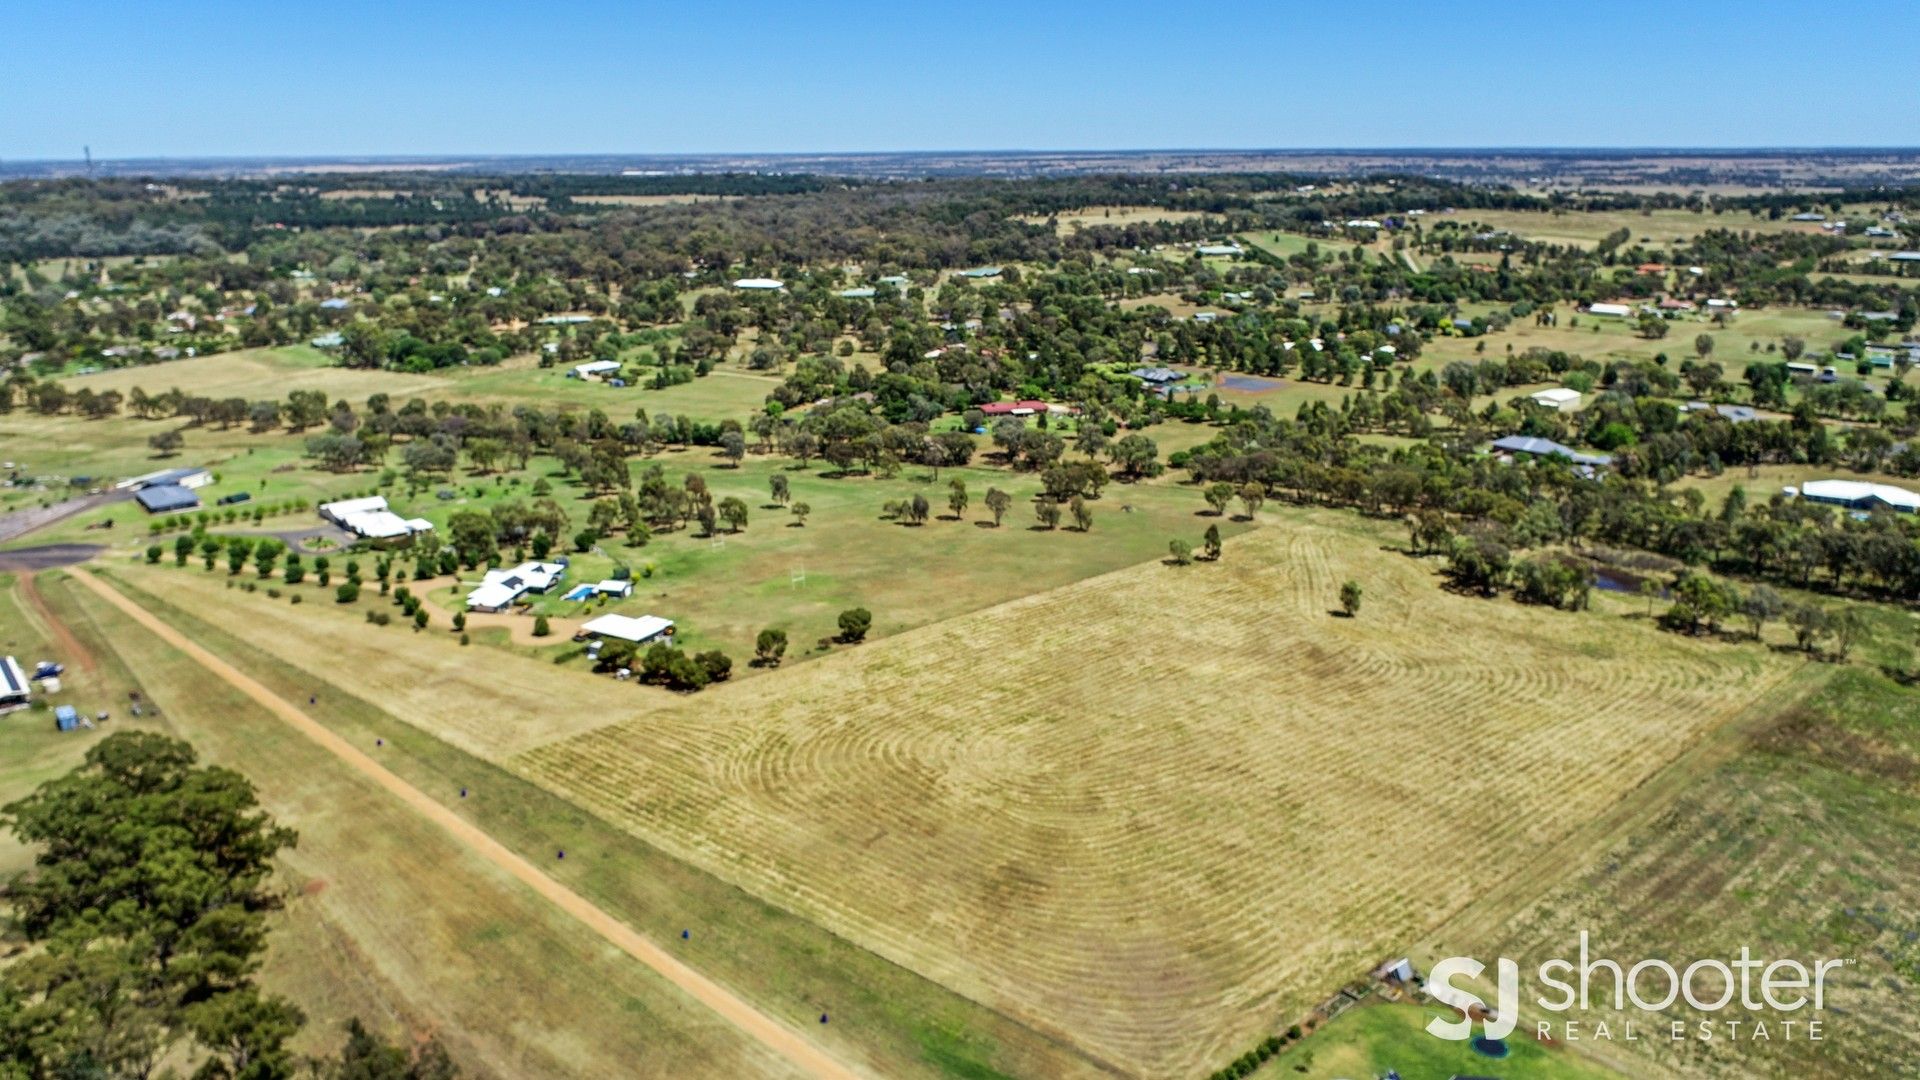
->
[64,566,862,1080]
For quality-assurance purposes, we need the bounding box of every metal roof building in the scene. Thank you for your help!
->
[579,613,675,644]
[1489,436,1613,469]
[135,484,201,513]
[1796,479,1920,513]
[0,656,28,712]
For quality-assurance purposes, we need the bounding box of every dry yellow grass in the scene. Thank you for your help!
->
[504,512,1797,1077]
[112,563,638,758]
[64,347,442,401]
[1016,205,1208,234]
[105,508,1800,1077]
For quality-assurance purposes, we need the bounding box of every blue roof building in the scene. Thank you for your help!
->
[135,484,201,513]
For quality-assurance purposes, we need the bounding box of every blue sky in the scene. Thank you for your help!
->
[4,0,1916,159]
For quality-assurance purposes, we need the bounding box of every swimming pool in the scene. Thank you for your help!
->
[561,584,596,601]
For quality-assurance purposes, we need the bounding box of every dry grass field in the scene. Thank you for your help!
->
[31,572,800,1078]
[1433,665,1920,1079]
[1438,208,1828,249]
[1016,205,1209,234]
[62,345,444,400]
[505,511,1796,1077]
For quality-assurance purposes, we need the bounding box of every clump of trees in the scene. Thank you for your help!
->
[0,732,457,1079]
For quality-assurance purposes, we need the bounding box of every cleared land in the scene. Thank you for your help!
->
[67,566,857,1080]
[506,511,1795,1077]
[62,345,442,400]
[32,570,803,1078]
[1438,208,1828,249]
[1016,206,1209,234]
[1428,665,1920,1079]
[83,564,1108,1080]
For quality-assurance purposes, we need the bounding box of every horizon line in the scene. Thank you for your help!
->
[10,145,1920,166]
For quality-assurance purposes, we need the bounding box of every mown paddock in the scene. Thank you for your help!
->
[511,510,1798,1078]
[83,567,1106,1080]
[33,571,799,1079]
[1437,666,1920,1080]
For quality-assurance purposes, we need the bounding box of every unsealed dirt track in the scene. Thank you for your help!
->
[64,567,862,1080]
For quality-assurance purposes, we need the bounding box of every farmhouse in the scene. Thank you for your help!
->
[0,656,29,714]
[1528,388,1583,411]
[570,359,622,380]
[578,613,675,645]
[1892,252,1920,263]
[1129,366,1183,385]
[1587,302,1632,317]
[956,266,1003,279]
[135,484,201,514]
[1490,435,1613,470]
[732,277,785,290]
[319,496,435,542]
[466,560,569,612]
[979,400,1053,417]
[1794,479,1920,513]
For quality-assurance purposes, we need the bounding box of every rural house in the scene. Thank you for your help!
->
[466,560,569,612]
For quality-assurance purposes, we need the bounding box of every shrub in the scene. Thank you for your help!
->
[532,615,551,637]
[336,581,360,604]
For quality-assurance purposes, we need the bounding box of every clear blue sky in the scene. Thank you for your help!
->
[4,0,1916,160]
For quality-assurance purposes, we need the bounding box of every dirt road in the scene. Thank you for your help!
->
[65,567,863,1080]
[16,572,99,677]
[0,489,130,544]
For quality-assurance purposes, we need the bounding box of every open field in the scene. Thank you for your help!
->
[33,570,806,1077]
[1428,666,1920,1079]
[1425,301,1864,388]
[1437,208,1830,249]
[431,353,777,418]
[506,510,1796,1077]
[1016,205,1210,234]
[82,565,1104,1080]
[393,454,1240,662]
[63,345,443,399]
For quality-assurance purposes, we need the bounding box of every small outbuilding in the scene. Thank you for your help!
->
[1587,302,1632,318]
[732,277,785,290]
[1528,388,1583,411]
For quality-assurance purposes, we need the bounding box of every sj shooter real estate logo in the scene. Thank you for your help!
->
[1426,932,1848,1045]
